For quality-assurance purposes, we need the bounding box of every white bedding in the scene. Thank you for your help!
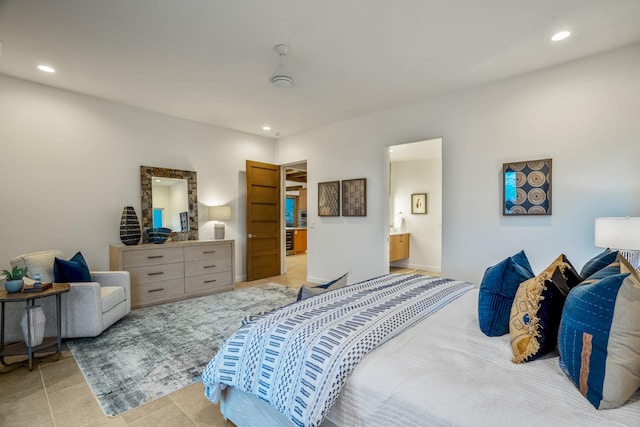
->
[325,288,640,427]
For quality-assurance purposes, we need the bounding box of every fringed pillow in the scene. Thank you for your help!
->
[509,254,582,363]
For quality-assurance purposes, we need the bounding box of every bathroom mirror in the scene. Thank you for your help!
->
[140,166,198,242]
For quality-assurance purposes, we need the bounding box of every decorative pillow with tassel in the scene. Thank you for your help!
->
[509,254,582,363]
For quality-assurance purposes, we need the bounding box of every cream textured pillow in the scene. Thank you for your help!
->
[10,250,64,283]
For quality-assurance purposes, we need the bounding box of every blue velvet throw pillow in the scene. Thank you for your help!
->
[478,251,534,337]
[580,249,618,279]
[53,251,92,282]
[558,256,640,409]
[297,272,349,301]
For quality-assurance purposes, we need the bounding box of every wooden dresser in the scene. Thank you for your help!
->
[109,240,235,308]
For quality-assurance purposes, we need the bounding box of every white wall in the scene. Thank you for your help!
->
[0,74,275,280]
[168,181,188,231]
[276,43,640,285]
[391,157,442,272]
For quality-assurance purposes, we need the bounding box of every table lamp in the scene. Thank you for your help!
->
[209,205,232,240]
[594,217,640,269]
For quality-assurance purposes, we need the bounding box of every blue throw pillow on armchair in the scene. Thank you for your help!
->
[478,250,534,337]
[53,251,92,282]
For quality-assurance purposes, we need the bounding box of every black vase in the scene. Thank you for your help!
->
[119,206,141,245]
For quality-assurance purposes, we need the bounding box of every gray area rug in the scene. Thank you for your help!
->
[67,284,298,416]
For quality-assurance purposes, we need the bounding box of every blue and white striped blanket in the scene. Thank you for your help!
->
[201,274,473,427]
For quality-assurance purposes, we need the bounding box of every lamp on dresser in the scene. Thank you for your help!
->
[209,205,232,240]
[595,217,640,269]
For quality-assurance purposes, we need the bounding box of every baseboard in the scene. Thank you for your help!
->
[410,263,441,272]
[390,262,441,273]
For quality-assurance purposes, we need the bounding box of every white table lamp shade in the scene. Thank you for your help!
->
[595,217,640,250]
[209,205,231,221]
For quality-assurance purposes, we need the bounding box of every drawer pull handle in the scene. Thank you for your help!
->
[148,255,164,259]
[204,279,217,284]
[148,288,165,293]
[204,265,217,269]
[203,250,217,254]
[148,272,164,276]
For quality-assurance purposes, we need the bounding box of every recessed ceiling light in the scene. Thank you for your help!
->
[551,31,571,42]
[262,126,271,131]
[37,65,56,73]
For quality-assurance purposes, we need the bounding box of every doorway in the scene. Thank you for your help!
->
[282,161,308,276]
[387,138,442,275]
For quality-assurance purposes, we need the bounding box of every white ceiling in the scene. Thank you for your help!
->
[1,0,640,138]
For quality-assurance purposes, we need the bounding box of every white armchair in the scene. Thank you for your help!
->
[3,250,130,342]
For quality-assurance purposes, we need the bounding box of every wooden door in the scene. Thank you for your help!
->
[246,160,281,281]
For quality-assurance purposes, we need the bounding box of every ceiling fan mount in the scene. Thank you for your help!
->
[271,44,294,88]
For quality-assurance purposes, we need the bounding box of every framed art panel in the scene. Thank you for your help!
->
[503,158,552,215]
[342,178,366,216]
[318,181,340,216]
[180,211,189,231]
[411,193,427,214]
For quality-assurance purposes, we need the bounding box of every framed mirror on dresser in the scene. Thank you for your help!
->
[140,166,199,242]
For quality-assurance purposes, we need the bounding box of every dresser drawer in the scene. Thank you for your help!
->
[123,247,184,268]
[185,271,233,294]
[110,240,235,308]
[128,262,184,284]
[184,243,232,262]
[132,278,185,307]
[185,257,232,277]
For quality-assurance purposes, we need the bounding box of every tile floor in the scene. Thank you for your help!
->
[0,255,310,427]
[0,255,433,427]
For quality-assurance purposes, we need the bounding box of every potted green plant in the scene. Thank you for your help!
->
[2,266,28,293]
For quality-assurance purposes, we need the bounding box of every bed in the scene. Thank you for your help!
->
[201,273,640,427]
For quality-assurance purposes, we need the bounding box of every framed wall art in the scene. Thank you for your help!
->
[503,158,552,215]
[318,181,340,216]
[180,211,189,231]
[411,193,427,214]
[342,178,367,216]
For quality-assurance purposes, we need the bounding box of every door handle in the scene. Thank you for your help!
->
[247,233,254,239]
